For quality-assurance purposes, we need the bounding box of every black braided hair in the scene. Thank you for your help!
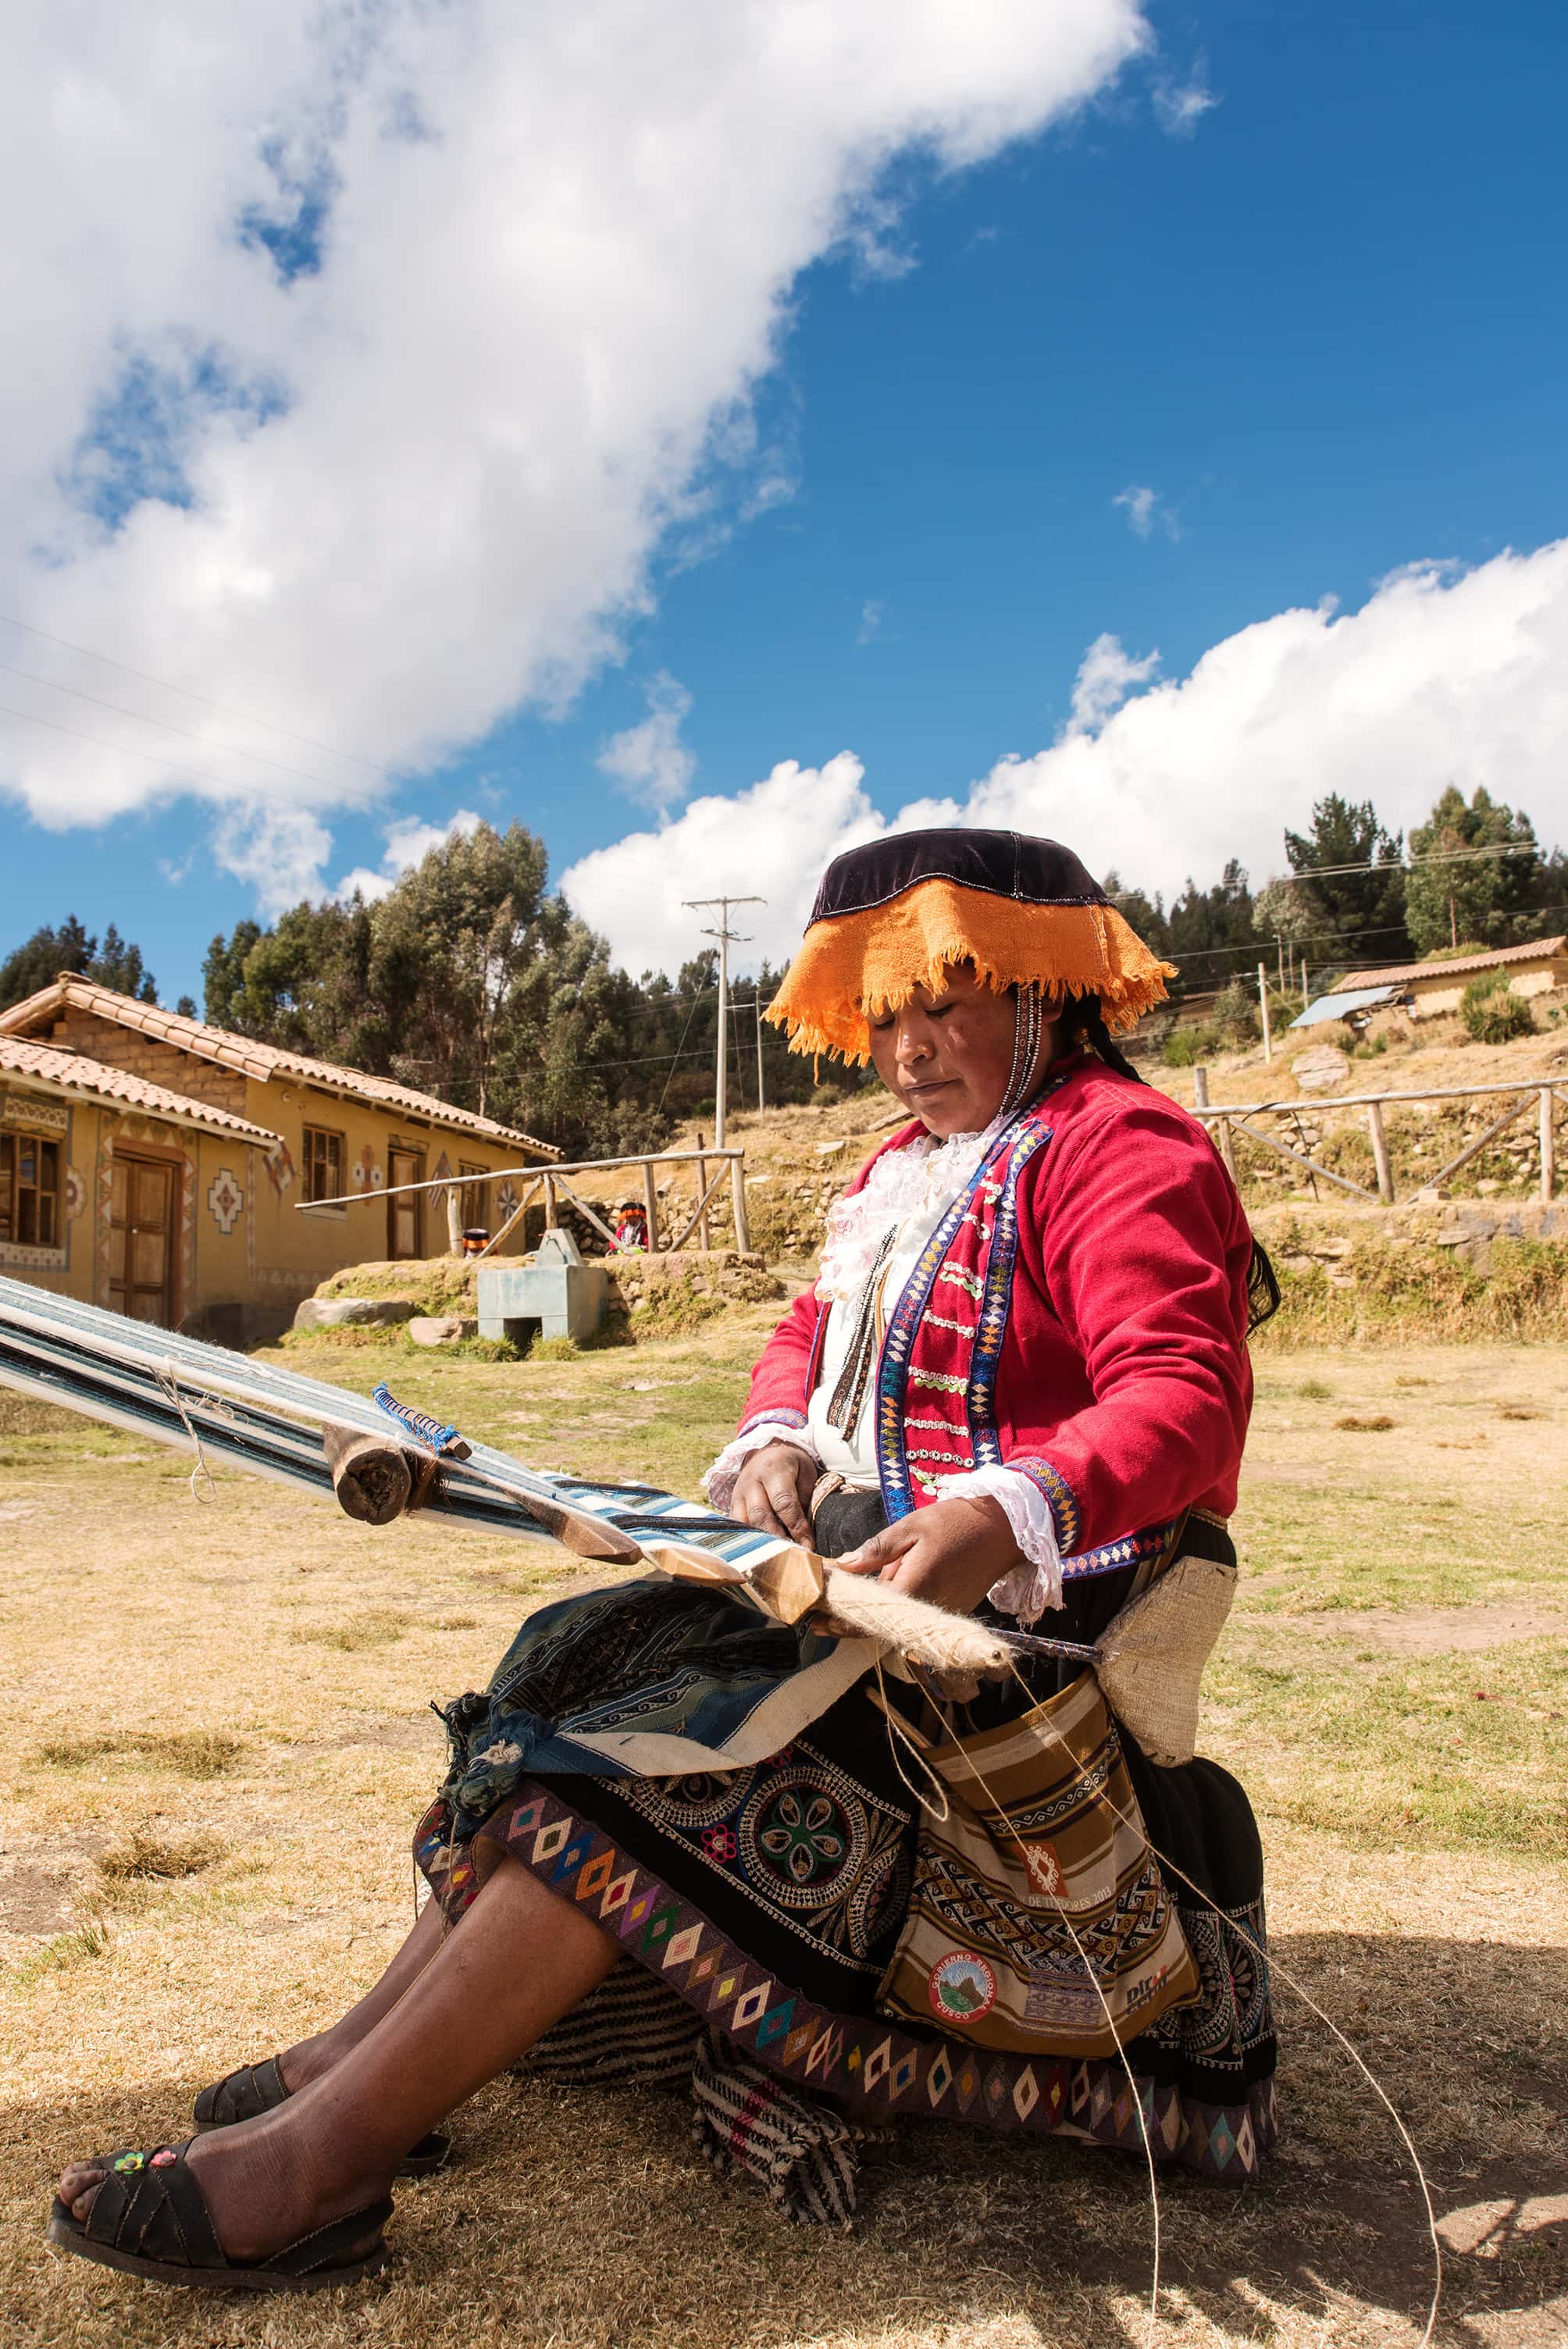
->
[1066,991,1146,1084]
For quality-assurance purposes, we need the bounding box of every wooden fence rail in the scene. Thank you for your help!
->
[294,1147,751,1257]
[1189,1070,1568,1207]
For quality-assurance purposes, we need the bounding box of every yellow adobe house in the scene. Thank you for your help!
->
[0,977,558,1342]
[1329,936,1568,1019]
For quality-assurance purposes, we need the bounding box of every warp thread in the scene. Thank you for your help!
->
[155,1363,217,1504]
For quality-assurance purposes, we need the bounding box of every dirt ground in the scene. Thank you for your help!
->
[0,1324,1564,2349]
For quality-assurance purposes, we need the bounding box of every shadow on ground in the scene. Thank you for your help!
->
[5,1932,1565,2349]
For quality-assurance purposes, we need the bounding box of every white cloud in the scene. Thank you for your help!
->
[562,753,896,979]
[563,542,1568,975]
[596,674,696,813]
[856,600,886,646]
[337,817,490,907]
[212,804,335,918]
[1065,630,1159,735]
[1113,482,1179,540]
[1152,57,1217,137]
[330,807,484,904]
[0,0,1146,862]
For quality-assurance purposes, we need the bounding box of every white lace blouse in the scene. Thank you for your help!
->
[702,1120,1063,1620]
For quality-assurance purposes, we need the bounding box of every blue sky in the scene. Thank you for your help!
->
[4,0,1566,1001]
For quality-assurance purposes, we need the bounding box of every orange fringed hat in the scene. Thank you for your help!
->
[767,827,1174,1062]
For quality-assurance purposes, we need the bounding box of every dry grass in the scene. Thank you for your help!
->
[0,1330,1564,2347]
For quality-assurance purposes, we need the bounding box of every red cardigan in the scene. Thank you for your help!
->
[739,1056,1254,1561]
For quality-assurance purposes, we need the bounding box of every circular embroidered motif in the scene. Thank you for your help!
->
[739,1772,865,1905]
[643,1772,742,1831]
[113,2151,145,2173]
[928,1950,997,2023]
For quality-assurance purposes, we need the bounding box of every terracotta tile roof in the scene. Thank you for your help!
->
[0,978,559,1157]
[1331,936,1568,991]
[0,1036,281,1142]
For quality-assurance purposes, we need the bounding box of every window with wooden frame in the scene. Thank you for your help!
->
[301,1125,345,1206]
[459,1160,490,1228]
[0,1128,62,1247]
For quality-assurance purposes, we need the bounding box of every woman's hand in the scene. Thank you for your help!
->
[837,1495,1016,1616]
[730,1441,817,1542]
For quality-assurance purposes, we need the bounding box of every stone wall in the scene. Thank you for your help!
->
[48,1014,249,1114]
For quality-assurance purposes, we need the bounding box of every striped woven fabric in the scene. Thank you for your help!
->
[690,2028,886,2226]
[519,1961,700,2089]
[515,1962,883,2222]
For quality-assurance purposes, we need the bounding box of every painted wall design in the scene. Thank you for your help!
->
[206,1167,245,1235]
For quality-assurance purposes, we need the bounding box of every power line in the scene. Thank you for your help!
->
[0,697,328,802]
[0,609,380,774]
[0,658,362,797]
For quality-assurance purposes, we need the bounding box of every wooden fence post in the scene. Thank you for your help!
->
[543,1174,557,1231]
[445,1184,464,1255]
[642,1158,660,1253]
[695,1133,711,1252]
[730,1155,751,1255]
[1217,1117,1240,1185]
[1541,1087,1556,1205]
[1366,1100,1395,1204]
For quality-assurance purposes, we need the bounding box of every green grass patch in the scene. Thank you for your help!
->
[3,1906,112,1991]
[1211,1635,1568,1858]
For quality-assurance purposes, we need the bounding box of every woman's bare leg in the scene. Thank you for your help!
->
[60,1855,620,2261]
[278,1892,444,2091]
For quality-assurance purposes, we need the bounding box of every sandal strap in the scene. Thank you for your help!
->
[258,2196,396,2279]
[74,2143,393,2279]
[81,2144,223,2267]
[194,2055,288,2128]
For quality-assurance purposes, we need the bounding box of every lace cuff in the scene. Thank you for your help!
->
[940,1463,1064,1622]
[701,1420,821,1513]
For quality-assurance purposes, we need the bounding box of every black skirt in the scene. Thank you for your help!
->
[417,1510,1277,2183]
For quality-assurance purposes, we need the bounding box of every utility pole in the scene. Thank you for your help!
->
[1258,962,1273,1064]
[754,993,766,1112]
[684,896,764,1149]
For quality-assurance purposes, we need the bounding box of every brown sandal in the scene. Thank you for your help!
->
[193,2058,451,2176]
[48,2140,391,2293]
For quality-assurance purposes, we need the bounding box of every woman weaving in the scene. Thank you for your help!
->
[51,827,1278,2291]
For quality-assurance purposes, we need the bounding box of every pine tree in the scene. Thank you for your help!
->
[1405,786,1542,954]
[1282,794,1407,964]
[0,914,158,1011]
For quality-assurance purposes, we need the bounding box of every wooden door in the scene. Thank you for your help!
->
[110,1155,176,1324]
[387,1149,424,1259]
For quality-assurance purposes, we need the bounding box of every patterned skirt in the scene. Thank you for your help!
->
[417,1522,1277,2187]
